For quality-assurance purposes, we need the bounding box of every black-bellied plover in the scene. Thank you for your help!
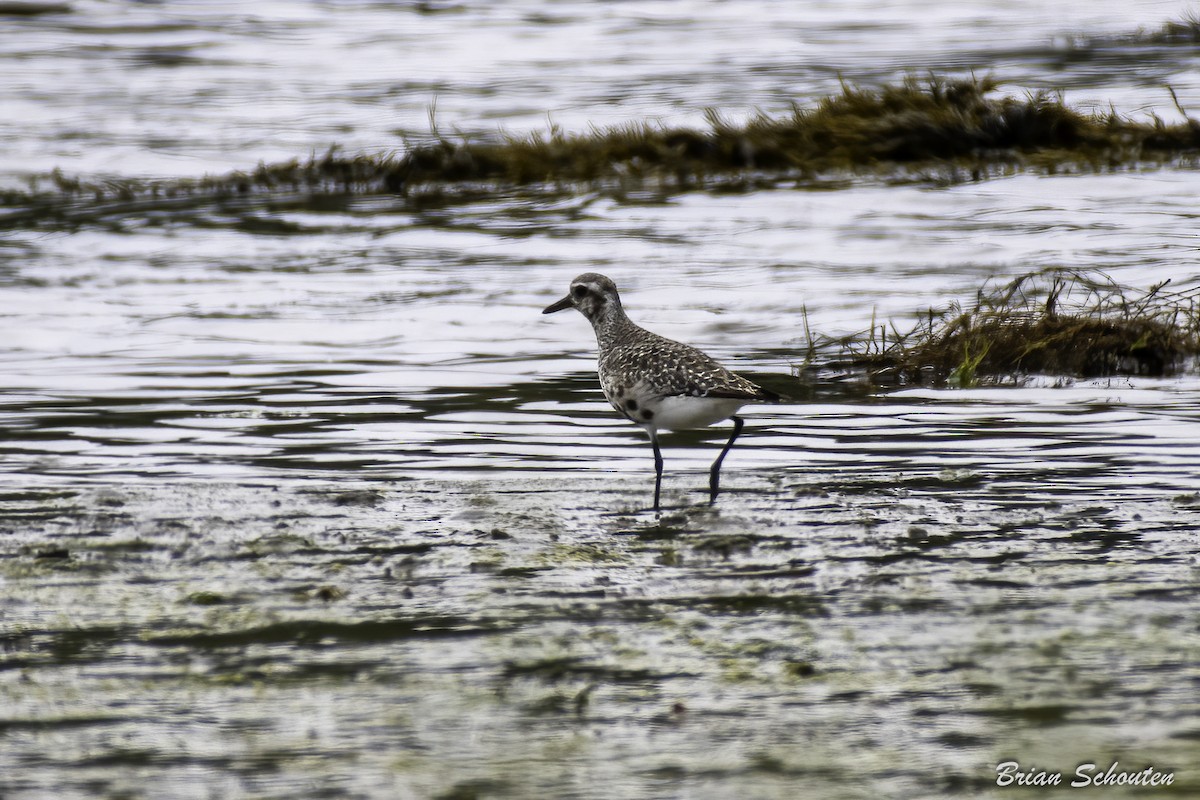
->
[543,272,779,511]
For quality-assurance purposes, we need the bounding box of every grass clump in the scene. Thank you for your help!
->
[820,269,1200,386]
[5,75,1200,229]
[397,76,1199,190]
[1064,13,1200,47]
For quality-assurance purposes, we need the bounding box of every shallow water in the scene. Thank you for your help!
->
[3,2,1200,799]
[4,0,1199,179]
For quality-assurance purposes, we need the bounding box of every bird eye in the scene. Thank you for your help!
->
[572,285,588,298]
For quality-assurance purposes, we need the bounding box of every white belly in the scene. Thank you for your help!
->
[648,396,745,431]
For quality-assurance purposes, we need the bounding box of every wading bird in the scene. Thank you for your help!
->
[543,273,779,511]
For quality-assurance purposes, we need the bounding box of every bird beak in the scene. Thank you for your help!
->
[542,295,573,314]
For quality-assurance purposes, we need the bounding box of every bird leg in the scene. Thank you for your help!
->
[650,430,663,512]
[709,416,744,504]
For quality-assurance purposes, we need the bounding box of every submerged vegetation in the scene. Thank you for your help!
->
[4,75,1200,226]
[813,269,1200,386]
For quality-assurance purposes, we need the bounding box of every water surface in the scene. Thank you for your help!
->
[3,3,1200,798]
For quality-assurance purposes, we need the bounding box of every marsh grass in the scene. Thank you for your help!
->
[815,269,1200,386]
[5,75,1200,226]
[1064,12,1200,47]
[397,76,1200,190]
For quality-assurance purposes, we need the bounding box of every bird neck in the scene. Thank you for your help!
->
[587,299,638,350]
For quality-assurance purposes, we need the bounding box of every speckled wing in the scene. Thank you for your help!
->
[602,330,779,402]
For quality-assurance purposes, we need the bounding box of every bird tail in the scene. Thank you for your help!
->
[755,385,784,403]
